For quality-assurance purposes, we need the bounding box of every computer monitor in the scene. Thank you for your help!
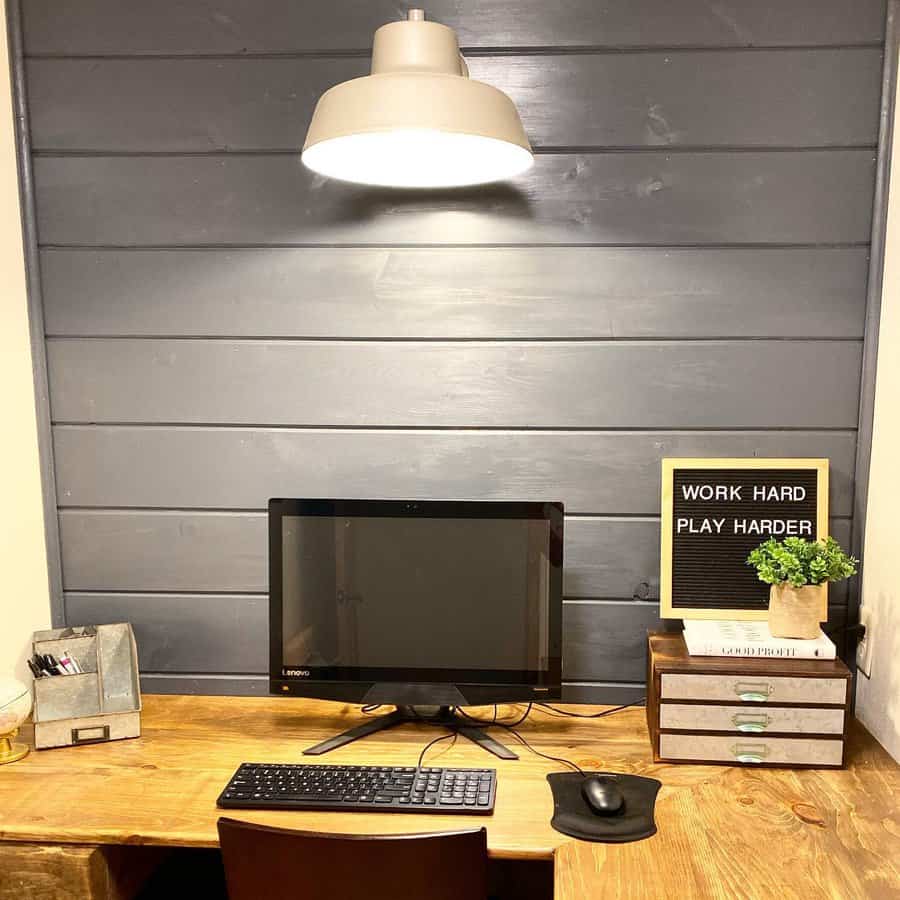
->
[269,499,563,758]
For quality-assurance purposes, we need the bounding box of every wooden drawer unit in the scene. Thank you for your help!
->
[647,632,851,769]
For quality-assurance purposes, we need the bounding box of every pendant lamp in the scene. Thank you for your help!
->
[301,9,533,188]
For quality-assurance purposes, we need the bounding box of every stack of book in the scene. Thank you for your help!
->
[682,619,836,659]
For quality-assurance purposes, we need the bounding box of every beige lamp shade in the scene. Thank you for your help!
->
[301,10,533,188]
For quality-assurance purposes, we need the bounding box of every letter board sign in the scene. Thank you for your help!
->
[660,458,829,620]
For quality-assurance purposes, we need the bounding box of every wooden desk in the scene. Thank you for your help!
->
[0,695,897,899]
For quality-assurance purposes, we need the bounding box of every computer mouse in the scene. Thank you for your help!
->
[581,775,625,815]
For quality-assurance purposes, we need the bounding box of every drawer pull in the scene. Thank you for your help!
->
[732,713,770,733]
[733,681,773,702]
[731,743,769,764]
[71,725,110,745]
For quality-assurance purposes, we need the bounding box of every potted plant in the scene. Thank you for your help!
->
[746,537,858,639]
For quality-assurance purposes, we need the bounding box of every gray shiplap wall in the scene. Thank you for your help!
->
[19,0,885,701]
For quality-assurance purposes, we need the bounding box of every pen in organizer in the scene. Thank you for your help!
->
[27,658,45,679]
[31,653,52,676]
[58,651,80,675]
[42,654,62,676]
[30,654,50,676]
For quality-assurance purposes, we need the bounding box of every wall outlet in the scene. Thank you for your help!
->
[856,606,874,678]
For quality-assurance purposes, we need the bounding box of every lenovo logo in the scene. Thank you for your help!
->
[284,669,311,677]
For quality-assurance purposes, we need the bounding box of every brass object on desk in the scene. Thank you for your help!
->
[0,728,29,765]
[0,676,32,765]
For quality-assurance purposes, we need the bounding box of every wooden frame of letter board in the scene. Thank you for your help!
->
[660,458,829,621]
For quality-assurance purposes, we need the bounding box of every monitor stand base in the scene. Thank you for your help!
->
[302,705,519,760]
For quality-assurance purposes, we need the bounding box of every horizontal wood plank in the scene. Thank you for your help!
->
[66,591,659,681]
[138,673,270,696]
[34,152,876,246]
[563,602,663,681]
[564,601,848,681]
[26,50,882,152]
[20,0,887,54]
[51,426,857,516]
[67,592,269,674]
[556,682,647,705]
[65,592,848,680]
[40,247,869,340]
[57,510,851,603]
[46,339,862,429]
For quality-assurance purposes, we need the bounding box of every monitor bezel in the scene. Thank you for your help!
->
[269,498,564,705]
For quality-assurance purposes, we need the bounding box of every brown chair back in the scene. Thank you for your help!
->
[217,817,488,900]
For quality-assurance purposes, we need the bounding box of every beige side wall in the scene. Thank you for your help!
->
[855,56,900,763]
[0,5,51,685]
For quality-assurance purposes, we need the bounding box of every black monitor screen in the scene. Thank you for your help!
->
[271,500,563,687]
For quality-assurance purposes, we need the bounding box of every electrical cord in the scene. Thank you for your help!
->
[493,722,585,776]
[455,702,533,728]
[500,702,532,727]
[416,729,458,769]
[535,698,646,719]
[454,707,584,775]
[415,699,641,773]
[455,698,642,776]
[415,705,514,767]
[823,622,867,641]
[452,703,587,773]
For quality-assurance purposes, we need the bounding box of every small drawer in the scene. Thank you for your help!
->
[659,733,843,766]
[660,673,847,705]
[659,703,845,735]
[33,710,141,750]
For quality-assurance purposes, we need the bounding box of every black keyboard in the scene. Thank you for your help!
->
[217,763,496,815]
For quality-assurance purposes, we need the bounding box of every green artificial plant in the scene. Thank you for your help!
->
[746,536,858,589]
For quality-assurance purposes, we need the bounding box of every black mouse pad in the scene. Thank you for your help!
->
[546,772,661,843]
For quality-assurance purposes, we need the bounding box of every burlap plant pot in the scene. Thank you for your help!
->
[768,583,827,639]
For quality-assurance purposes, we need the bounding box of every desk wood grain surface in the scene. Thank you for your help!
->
[0,695,897,899]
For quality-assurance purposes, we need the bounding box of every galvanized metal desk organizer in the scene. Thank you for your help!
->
[31,623,141,750]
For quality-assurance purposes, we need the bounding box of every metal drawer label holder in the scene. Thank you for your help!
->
[731,712,770,733]
[733,681,773,702]
[72,725,110,745]
[731,743,769,764]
